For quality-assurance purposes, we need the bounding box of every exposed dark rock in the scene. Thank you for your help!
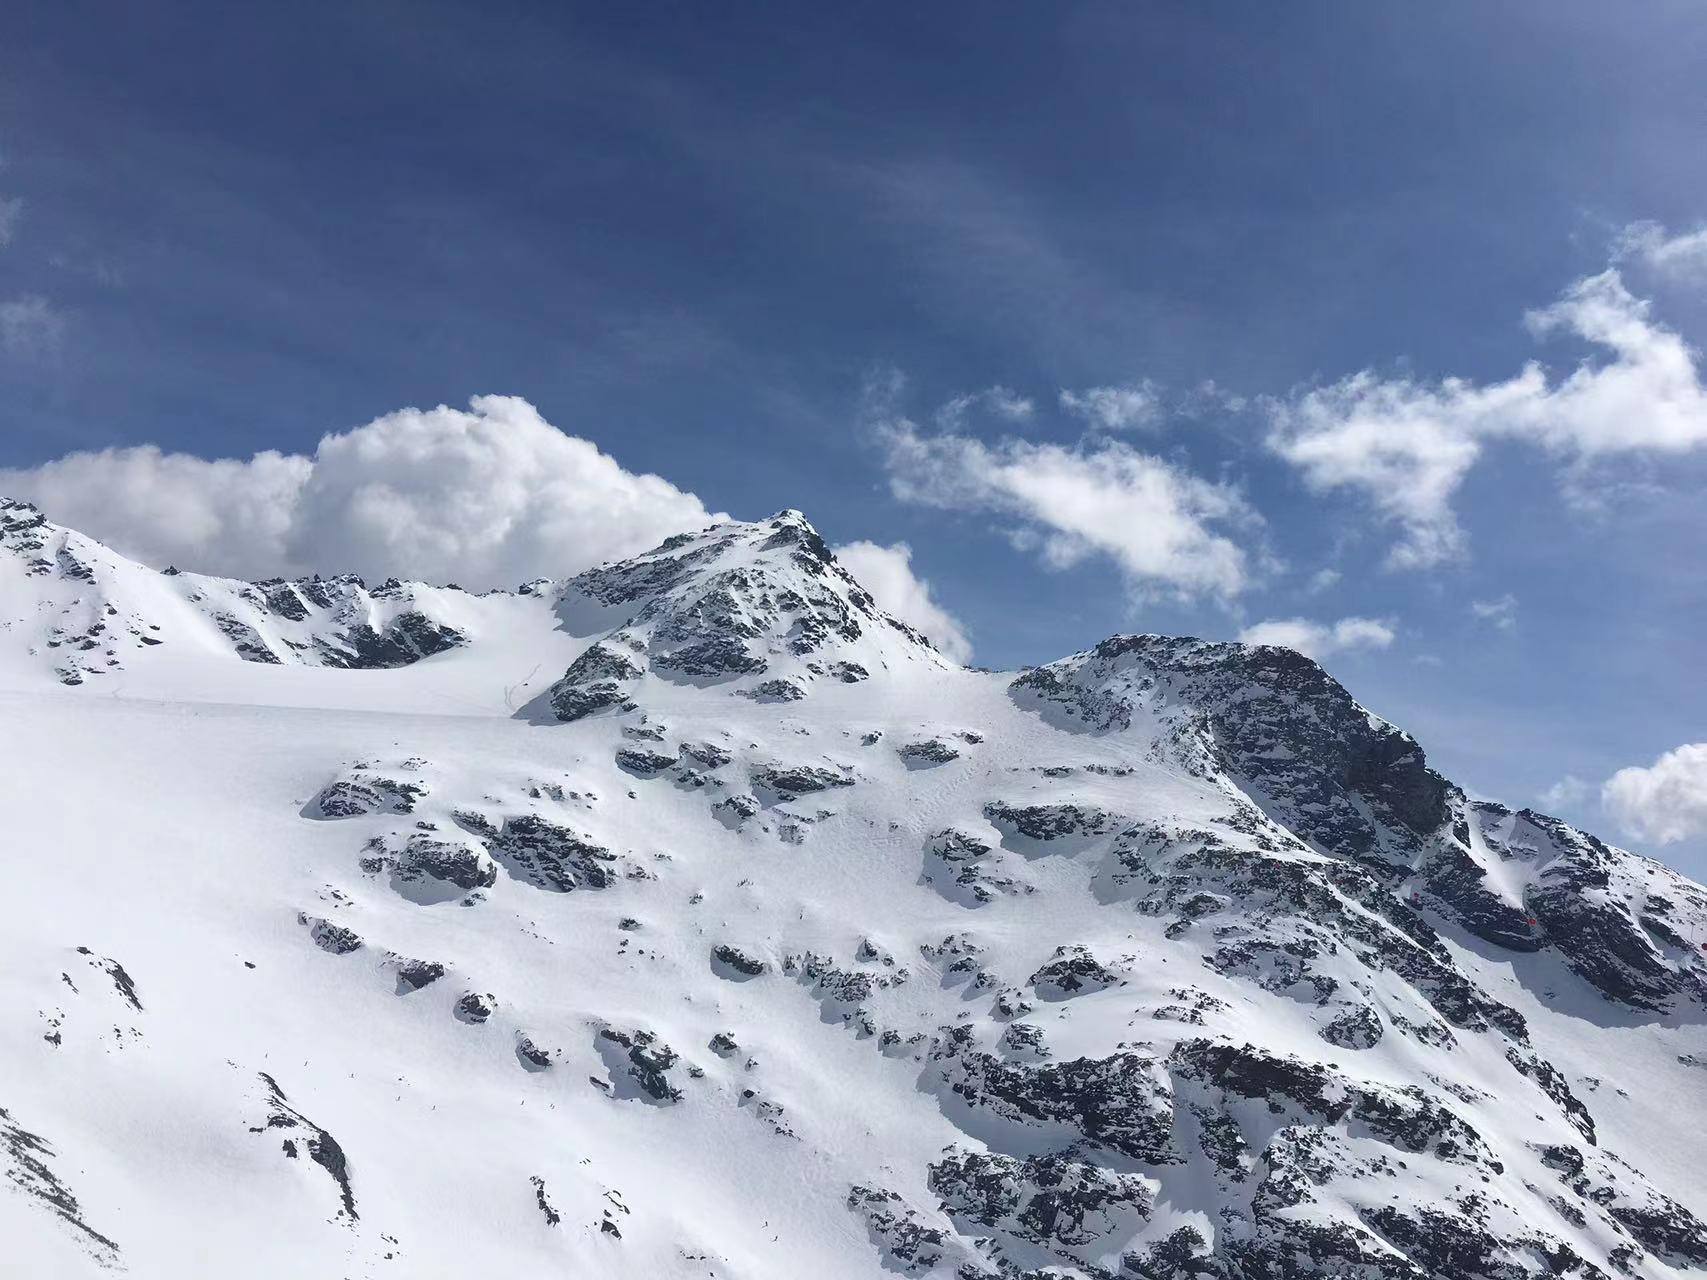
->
[615,746,677,776]
[316,611,465,669]
[298,914,363,955]
[363,832,497,893]
[455,992,496,1024]
[547,643,644,722]
[1319,1004,1383,1050]
[597,1027,682,1103]
[529,1175,561,1227]
[929,1148,1152,1257]
[254,1073,357,1220]
[983,801,1113,841]
[1028,945,1122,1000]
[515,1035,554,1071]
[1506,1048,1596,1144]
[313,771,427,818]
[745,677,805,702]
[477,815,616,893]
[394,958,445,993]
[711,944,768,979]
[898,739,960,766]
[847,1186,952,1275]
[653,635,767,679]
[930,1027,1176,1165]
[0,1102,121,1264]
[751,763,854,797]
[924,828,1027,906]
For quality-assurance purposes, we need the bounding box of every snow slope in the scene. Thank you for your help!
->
[2,500,1705,1280]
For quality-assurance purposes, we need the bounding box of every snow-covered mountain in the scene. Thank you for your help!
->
[3,496,1705,1280]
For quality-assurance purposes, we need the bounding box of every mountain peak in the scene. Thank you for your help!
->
[544,510,948,720]
[5,494,1707,1280]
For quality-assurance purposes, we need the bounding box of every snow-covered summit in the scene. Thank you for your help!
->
[3,500,1706,1280]
[0,495,471,685]
[542,509,953,720]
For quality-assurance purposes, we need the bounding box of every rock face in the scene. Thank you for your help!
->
[3,501,1706,1280]
[542,511,952,720]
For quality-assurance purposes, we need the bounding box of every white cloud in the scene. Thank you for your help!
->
[0,196,21,248]
[1058,381,1162,431]
[1266,268,1707,568]
[1,445,312,575]
[0,395,722,586]
[1237,615,1395,660]
[1180,379,1249,416]
[934,385,1034,427]
[879,418,1254,599]
[831,540,973,664]
[1305,567,1342,595]
[1603,743,1707,845]
[0,295,65,357]
[1470,593,1518,631]
[1617,221,1707,282]
[1539,775,1588,812]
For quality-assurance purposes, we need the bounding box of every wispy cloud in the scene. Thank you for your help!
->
[1058,381,1162,432]
[0,195,21,249]
[1616,220,1707,282]
[1265,263,1707,568]
[876,411,1256,601]
[1238,615,1395,660]
[0,295,66,357]
[1469,594,1518,631]
[1539,775,1588,812]
[934,385,1034,428]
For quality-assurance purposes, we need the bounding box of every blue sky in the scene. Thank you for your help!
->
[3,3,1707,872]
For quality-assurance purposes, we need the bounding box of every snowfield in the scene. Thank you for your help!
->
[2,496,1706,1279]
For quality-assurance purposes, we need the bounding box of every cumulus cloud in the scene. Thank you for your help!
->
[1603,743,1707,845]
[831,540,973,664]
[878,418,1255,599]
[934,385,1034,427]
[1,445,312,574]
[1237,615,1395,660]
[1058,381,1162,431]
[0,295,65,357]
[1617,221,1707,282]
[1266,268,1707,568]
[1470,594,1518,631]
[0,395,721,586]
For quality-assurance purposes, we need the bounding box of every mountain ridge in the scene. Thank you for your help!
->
[2,497,1704,1279]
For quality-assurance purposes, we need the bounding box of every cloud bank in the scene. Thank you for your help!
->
[1603,743,1707,846]
[831,540,973,664]
[0,395,722,586]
